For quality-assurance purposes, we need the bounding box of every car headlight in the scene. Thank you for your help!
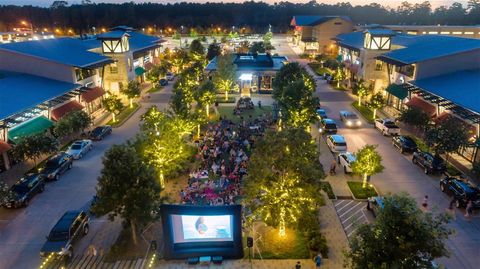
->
[318,128,323,133]
[346,121,352,126]
[356,121,362,126]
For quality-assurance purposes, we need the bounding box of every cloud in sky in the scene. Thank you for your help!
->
[0,0,466,8]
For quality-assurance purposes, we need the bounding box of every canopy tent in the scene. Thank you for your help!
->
[386,83,408,100]
[8,116,54,143]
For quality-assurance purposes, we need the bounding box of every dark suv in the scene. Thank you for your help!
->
[318,118,338,134]
[89,125,112,140]
[40,152,73,181]
[392,135,418,153]
[412,151,446,174]
[440,177,480,208]
[3,174,45,208]
[40,211,90,261]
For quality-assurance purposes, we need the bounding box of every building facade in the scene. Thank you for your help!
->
[290,15,353,55]
[355,24,480,39]
[334,30,480,165]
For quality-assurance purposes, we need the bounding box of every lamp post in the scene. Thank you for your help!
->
[180,25,184,48]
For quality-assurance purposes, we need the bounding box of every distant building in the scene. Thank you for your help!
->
[290,15,353,55]
[334,30,480,164]
[356,24,480,39]
[205,53,288,96]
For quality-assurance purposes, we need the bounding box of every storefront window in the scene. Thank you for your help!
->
[75,68,96,81]
[395,65,415,77]
[261,76,272,90]
[109,62,118,74]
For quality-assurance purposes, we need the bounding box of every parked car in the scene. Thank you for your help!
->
[374,118,400,136]
[318,119,338,134]
[316,108,328,120]
[166,72,174,81]
[89,125,112,141]
[3,174,46,208]
[326,134,347,153]
[412,151,446,174]
[159,78,168,86]
[66,140,93,160]
[392,135,418,153]
[339,110,362,128]
[440,177,480,208]
[367,196,385,217]
[338,152,356,173]
[40,152,73,181]
[40,211,90,262]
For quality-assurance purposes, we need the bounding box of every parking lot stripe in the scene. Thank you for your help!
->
[344,214,366,231]
[337,200,354,212]
[334,200,347,208]
[342,208,365,225]
[339,202,365,218]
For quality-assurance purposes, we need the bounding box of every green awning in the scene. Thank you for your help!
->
[336,55,343,62]
[135,67,146,76]
[475,138,480,148]
[385,83,408,100]
[8,116,54,143]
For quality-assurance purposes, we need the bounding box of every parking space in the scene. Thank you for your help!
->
[333,199,371,241]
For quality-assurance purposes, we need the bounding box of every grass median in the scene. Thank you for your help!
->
[107,103,140,127]
[351,101,374,124]
[347,181,378,199]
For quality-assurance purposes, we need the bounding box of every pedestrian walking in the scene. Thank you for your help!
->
[258,100,262,108]
[295,261,301,269]
[422,195,428,209]
[314,253,322,267]
[447,197,457,220]
[329,159,336,175]
[465,200,473,221]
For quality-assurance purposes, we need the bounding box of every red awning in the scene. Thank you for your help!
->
[0,141,11,154]
[51,101,84,121]
[434,112,454,124]
[405,97,436,117]
[81,87,105,103]
[144,62,154,71]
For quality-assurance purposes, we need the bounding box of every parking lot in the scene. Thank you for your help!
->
[333,199,372,241]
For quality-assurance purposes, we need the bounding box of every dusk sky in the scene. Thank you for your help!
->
[0,0,468,9]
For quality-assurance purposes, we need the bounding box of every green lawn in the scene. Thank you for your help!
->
[307,63,333,76]
[215,95,236,103]
[107,103,140,127]
[251,226,310,259]
[347,181,378,199]
[351,101,374,124]
[412,136,430,152]
[320,181,335,199]
[217,106,272,124]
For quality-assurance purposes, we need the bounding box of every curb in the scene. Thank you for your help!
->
[111,103,142,128]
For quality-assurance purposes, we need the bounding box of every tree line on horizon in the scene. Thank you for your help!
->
[0,0,479,33]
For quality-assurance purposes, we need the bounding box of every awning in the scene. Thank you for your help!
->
[144,62,154,71]
[0,141,12,154]
[434,112,454,124]
[135,67,146,76]
[8,116,54,143]
[386,83,408,100]
[81,87,105,103]
[405,97,436,116]
[51,101,84,121]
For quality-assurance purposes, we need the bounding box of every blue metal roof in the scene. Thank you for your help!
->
[205,54,288,72]
[336,32,480,64]
[291,15,351,26]
[0,37,112,68]
[97,30,129,39]
[365,29,396,36]
[0,72,81,119]
[410,69,480,114]
[380,35,480,64]
[127,31,162,53]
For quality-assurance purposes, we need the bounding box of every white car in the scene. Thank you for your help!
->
[338,152,356,173]
[166,72,175,81]
[66,140,93,159]
[339,110,362,128]
[326,135,347,153]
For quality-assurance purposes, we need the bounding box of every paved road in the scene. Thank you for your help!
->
[0,85,173,269]
[276,40,480,269]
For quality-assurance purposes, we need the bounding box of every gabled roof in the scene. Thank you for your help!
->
[409,69,480,114]
[291,15,351,27]
[0,38,112,68]
[97,30,130,39]
[0,72,81,120]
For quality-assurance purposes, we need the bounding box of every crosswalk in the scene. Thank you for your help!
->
[42,255,145,269]
[333,199,369,241]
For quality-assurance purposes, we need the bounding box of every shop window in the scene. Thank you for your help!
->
[75,68,95,81]
[396,64,415,77]
[375,60,383,71]
[261,76,272,89]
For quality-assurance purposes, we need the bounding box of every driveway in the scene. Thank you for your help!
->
[0,85,173,269]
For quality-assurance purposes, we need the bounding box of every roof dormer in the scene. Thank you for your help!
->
[98,31,130,54]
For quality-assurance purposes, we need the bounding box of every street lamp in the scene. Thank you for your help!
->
[180,25,184,48]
